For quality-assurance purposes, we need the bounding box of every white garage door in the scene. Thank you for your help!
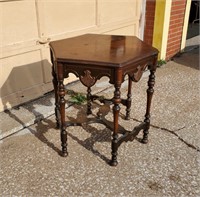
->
[0,0,143,111]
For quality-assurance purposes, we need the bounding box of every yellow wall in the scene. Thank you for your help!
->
[152,0,172,59]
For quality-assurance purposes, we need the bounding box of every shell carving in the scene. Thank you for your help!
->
[80,70,96,87]
[130,64,147,82]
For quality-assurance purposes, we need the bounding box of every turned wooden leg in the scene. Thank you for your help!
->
[52,66,60,129]
[58,64,68,157]
[125,76,132,120]
[51,50,60,129]
[110,84,121,166]
[87,87,92,115]
[142,68,156,144]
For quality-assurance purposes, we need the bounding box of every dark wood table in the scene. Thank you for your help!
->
[50,34,158,166]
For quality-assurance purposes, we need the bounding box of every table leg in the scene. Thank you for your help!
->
[87,87,92,115]
[110,84,121,166]
[125,76,132,120]
[52,65,60,129]
[142,68,156,144]
[58,65,68,157]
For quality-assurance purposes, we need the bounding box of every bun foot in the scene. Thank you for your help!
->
[109,160,118,167]
[141,138,148,144]
[61,151,68,157]
[125,115,130,120]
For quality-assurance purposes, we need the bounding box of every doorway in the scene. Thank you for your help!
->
[187,0,199,39]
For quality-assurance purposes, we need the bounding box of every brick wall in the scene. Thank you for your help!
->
[166,0,187,60]
[144,0,156,45]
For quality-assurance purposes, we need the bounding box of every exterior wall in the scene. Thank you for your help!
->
[146,0,191,60]
[144,0,156,45]
[166,0,187,60]
[0,0,143,112]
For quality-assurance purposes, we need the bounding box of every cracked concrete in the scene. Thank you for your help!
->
[0,36,200,196]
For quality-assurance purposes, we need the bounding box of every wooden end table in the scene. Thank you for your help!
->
[50,34,158,166]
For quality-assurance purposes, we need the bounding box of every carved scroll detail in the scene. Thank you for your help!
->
[130,64,148,82]
[80,70,96,87]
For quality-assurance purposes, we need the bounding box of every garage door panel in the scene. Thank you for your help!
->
[104,24,138,37]
[99,0,140,25]
[0,50,43,97]
[0,0,38,47]
[0,92,21,111]
[40,0,96,37]
[39,45,52,83]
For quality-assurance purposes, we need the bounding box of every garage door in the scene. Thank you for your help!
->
[0,0,143,111]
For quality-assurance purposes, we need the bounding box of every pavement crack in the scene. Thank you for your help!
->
[127,116,200,152]
[155,126,200,152]
[174,126,186,132]
[148,122,200,152]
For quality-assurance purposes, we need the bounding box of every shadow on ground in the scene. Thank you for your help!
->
[173,45,199,70]
[4,99,61,156]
